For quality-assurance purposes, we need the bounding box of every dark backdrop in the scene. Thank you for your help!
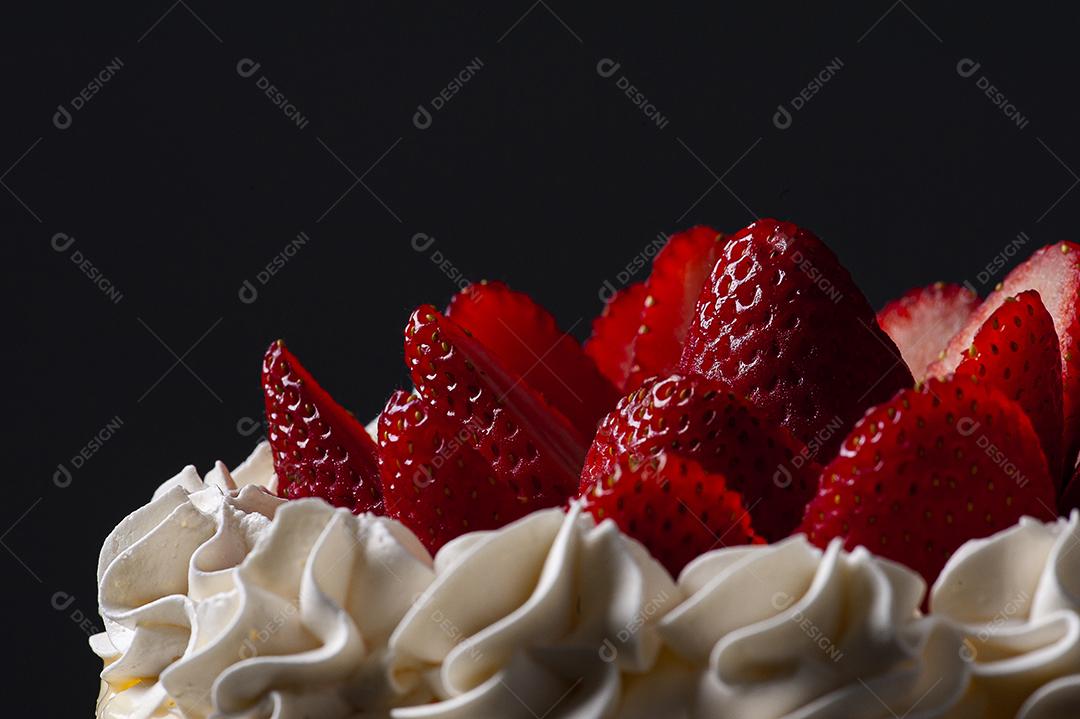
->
[5,2,1080,714]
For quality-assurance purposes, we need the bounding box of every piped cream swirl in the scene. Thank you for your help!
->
[94,442,435,719]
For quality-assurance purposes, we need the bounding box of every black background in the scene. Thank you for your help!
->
[6,2,1080,714]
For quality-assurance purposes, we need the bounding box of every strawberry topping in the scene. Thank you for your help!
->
[679,219,914,461]
[800,376,1057,584]
[877,282,978,381]
[580,374,819,542]
[580,451,763,575]
[446,280,618,441]
[585,282,648,391]
[262,340,383,514]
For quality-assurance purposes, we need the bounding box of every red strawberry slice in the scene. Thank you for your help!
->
[584,282,647,391]
[678,219,914,461]
[446,281,619,441]
[954,290,1064,480]
[800,376,1057,585]
[406,305,587,506]
[377,390,527,554]
[626,225,724,391]
[580,451,763,576]
[877,282,978,381]
[262,340,383,513]
[930,242,1080,474]
[579,374,819,542]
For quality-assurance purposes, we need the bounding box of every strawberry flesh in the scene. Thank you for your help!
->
[955,290,1064,480]
[800,376,1057,585]
[262,340,383,513]
[580,374,820,542]
[446,280,619,441]
[580,451,763,576]
[626,226,724,391]
[377,390,527,554]
[585,282,648,391]
[679,219,914,461]
[405,305,587,506]
[877,282,978,382]
[930,242,1080,473]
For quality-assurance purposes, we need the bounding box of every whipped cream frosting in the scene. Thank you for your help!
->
[93,442,435,719]
[389,504,678,718]
[658,536,968,718]
[94,444,1080,719]
[931,511,1080,719]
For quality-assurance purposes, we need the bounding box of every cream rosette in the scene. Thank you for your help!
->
[930,510,1080,718]
[658,536,969,718]
[388,504,679,718]
[94,443,435,719]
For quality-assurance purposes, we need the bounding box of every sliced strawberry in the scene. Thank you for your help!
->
[579,374,819,542]
[930,242,1080,474]
[262,340,383,513]
[800,376,1057,585]
[954,290,1064,479]
[678,219,914,461]
[446,281,619,441]
[877,282,978,381]
[584,282,647,391]
[626,226,724,391]
[581,451,763,576]
[406,305,587,507]
[377,390,527,554]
